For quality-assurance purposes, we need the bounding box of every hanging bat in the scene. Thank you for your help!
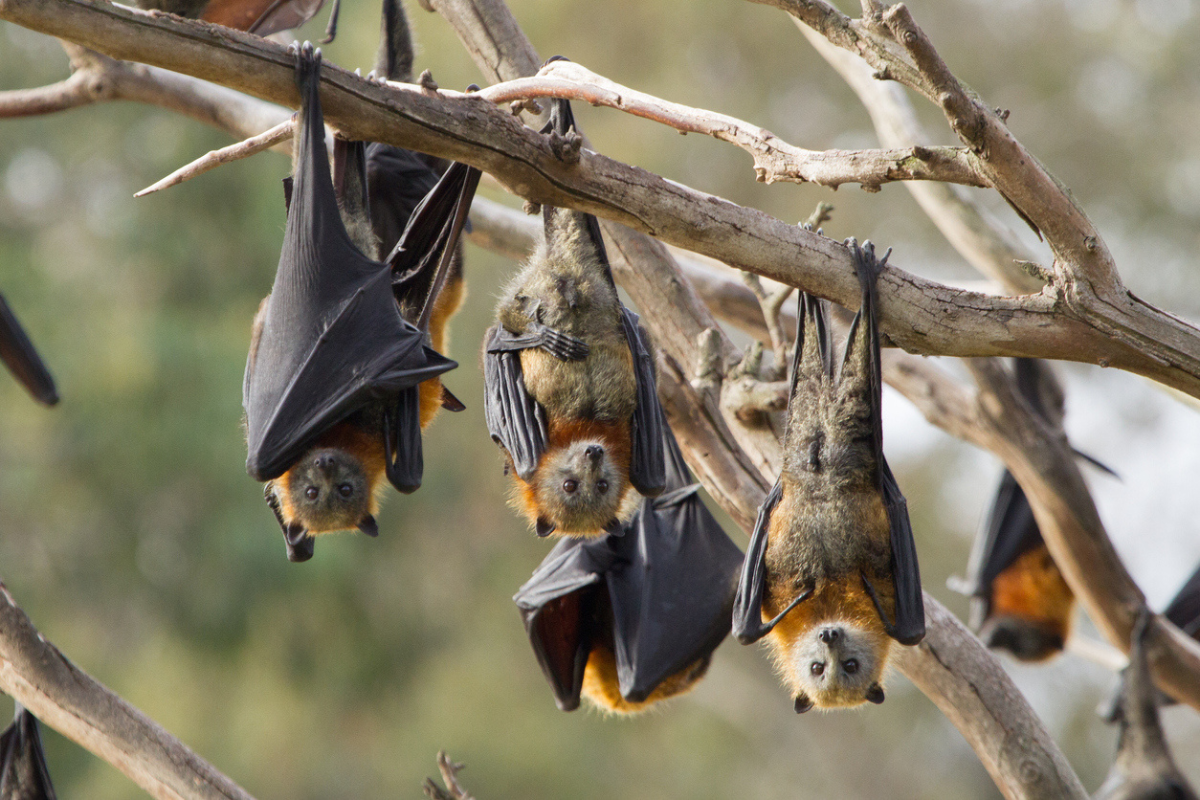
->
[0,704,57,800]
[134,0,340,42]
[514,420,743,713]
[0,294,58,406]
[483,93,665,538]
[732,239,924,713]
[244,43,477,562]
[1094,612,1199,800]
[954,358,1115,662]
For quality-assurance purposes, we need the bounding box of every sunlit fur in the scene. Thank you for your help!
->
[495,206,645,537]
[764,483,893,709]
[269,421,386,535]
[416,273,467,429]
[581,644,712,715]
[981,544,1074,662]
[509,418,638,536]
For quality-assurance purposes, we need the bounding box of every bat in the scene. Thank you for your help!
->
[244,43,478,562]
[483,92,665,538]
[0,294,58,406]
[955,358,1115,662]
[514,420,743,713]
[135,0,340,42]
[0,704,57,800]
[732,239,924,713]
[1094,612,1199,800]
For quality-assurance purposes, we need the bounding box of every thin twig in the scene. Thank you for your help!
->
[422,752,474,800]
[135,116,294,197]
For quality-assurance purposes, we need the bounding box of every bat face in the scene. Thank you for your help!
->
[273,446,379,535]
[525,438,629,537]
[781,624,888,711]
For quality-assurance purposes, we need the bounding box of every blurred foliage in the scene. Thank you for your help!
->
[2,0,1200,797]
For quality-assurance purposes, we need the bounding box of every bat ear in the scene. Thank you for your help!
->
[603,518,624,536]
[358,515,379,538]
[793,694,813,714]
[440,386,466,412]
[536,517,557,538]
[865,683,885,705]
[284,523,314,563]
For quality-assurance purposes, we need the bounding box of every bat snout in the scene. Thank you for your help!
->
[585,444,604,464]
[818,627,842,645]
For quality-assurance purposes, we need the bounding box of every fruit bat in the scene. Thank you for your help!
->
[955,358,1115,662]
[732,239,924,713]
[0,703,57,800]
[483,93,665,538]
[244,43,477,561]
[1094,612,1199,800]
[0,294,58,406]
[514,420,743,713]
[134,0,339,42]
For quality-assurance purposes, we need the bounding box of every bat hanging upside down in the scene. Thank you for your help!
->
[484,91,665,538]
[733,239,924,713]
[243,42,479,561]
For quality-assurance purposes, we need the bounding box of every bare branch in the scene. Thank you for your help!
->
[135,116,294,197]
[422,752,475,800]
[3,0,1200,399]
[477,61,988,191]
[0,69,94,117]
[0,580,257,800]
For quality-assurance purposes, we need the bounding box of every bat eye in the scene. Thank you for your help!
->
[596,479,609,494]
[843,659,859,675]
[810,662,825,676]
[563,479,578,494]
[338,483,354,498]
[305,486,319,500]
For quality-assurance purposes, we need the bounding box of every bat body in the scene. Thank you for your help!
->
[1094,613,1198,800]
[0,294,58,406]
[514,422,743,713]
[135,0,337,41]
[733,240,923,713]
[484,95,664,538]
[244,44,477,561]
[0,704,57,800]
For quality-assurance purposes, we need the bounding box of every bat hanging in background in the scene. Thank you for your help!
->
[332,0,472,431]
[732,239,924,713]
[134,0,340,43]
[0,703,57,800]
[484,88,665,539]
[514,420,743,714]
[951,358,1116,662]
[1093,612,1199,800]
[0,294,58,407]
[244,43,478,562]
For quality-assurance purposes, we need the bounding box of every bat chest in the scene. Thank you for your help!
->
[520,338,636,423]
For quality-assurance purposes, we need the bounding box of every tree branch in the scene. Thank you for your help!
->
[0,68,94,117]
[3,0,1200,399]
[0,581,256,800]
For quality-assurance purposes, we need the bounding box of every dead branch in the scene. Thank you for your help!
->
[0,68,95,117]
[0,581,257,800]
[2,0,1200,399]
[135,116,294,197]
[422,752,475,800]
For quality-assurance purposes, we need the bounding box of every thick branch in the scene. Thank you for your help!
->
[4,0,1200,399]
[477,61,987,191]
[0,581,256,800]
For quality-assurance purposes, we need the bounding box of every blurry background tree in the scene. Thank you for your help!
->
[1,0,1199,797]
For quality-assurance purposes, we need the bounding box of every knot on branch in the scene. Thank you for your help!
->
[548,129,582,164]
[418,70,439,93]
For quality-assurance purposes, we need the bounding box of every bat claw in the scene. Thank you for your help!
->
[541,329,589,361]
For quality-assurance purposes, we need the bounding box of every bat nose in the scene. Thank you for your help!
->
[818,627,841,645]
[315,454,336,472]
[585,444,603,463]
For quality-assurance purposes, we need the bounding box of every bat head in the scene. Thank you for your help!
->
[278,446,379,535]
[787,622,891,709]
[531,438,628,536]
[980,616,1065,662]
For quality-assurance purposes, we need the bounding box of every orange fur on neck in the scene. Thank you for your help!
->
[509,417,632,529]
[274,421,386,535]
[990,544,1074,637]
[417,275,466,430]
[581,643,709,715]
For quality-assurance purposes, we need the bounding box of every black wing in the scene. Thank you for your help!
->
[849,238,925,645]
[483,325,549,481]
[513,536,621,711]
[0,294,58,406]
[608,422,742,701]
[0,705,56,800]
[243,44,455,485]
[731,480,789,644]
[621,308,666,497]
